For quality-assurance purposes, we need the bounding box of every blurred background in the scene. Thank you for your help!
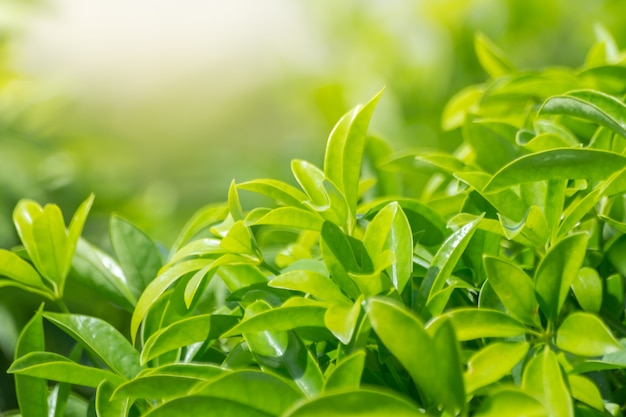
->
[2,0,626,411]
[2,0,625,248]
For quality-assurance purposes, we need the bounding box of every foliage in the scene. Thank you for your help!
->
[5,30,626,416]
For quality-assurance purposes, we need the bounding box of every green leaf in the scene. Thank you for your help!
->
[269,270,351,304]
[534,233,588,323]
[131,258,214,342]
[44,312,141,379]
[70,238,136,311]
[9,352,125,387]
[222,305,327,337]
[141,314,239,364]
[498,205,549,248]
[249,206,324,231]
[320,222,362,299]
[110,215,163,299]
[324,299,361,345]
[242,301,324,397]
[484,256,540,327]
[143,397,272,417]
[430,320,465,414]
[463,121,520,173]
[193,370,303,416]
[169,203,228,256]
[282,389,425,417]
[96,379,130,417]
[0,249,46,289]
[14,305,48,417]
[427,308,528,341]
[324,89,383,221]
[465,342,529,393]
[366,297,451,411]
[539,90,626,138]
[220,220,260,260]
[556,312,622,357]
[568,374,604,411]
[112,375,206,401]
[324,350,366,392]
[415,215,483,317]
[522,348,573,417]
[474,32,515,78]
[579,65,626,95]
[483,148,626,193]
[571,267,603,314]
[238,179,308,208]
[363,202,413,293]
[474,389,547,417]
[441,84,484,131]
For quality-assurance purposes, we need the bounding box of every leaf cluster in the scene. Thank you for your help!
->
[5,29,626,416]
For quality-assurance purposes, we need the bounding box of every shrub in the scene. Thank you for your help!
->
[4,30,626,416]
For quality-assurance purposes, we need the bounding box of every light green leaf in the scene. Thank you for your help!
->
[463,121,519,173]
[324,299,361,345]
[363,202,413,293]
[430,320,465,414]
[0,249,46,289]
[112,375,206,401]
[474,389,547,417]
[571,267,603,314]
[14,305,48,417]
[131,258,214,342]
[579,65,626,95]
[9,352,125,387]
[70,238,136,311]
[169,203,229,256]
[242,301,324,397]
[320,222,363,299]
[44,312,141,379]
[141,314,239,364]
[556,312,621,357]
[465,342,529,393]
[539,90,626,138]
[568,374,604,411]
[475,32,515,78]
[96,380,130,417]
[193,370,303,416]
[426,308,528,341]
[249,206,324,231]
[237,178,308,207]
[324,350,366,392]
[110,215,163,299]
[143,397,272,417]
[441,84,484,131]
[484,256,540,327]
[366,297,447,411]
[222,305,326,337]
[534,233,588,323]
[484,148,626,193]
[522,348,573,417]
[220,220,260,260]
[415,215,483,317]
[282,389,425,417]
[324,89,383,220]
[498,205,549,248]
[269,270,351,304]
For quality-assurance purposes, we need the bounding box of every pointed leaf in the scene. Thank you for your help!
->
[44,312,141,379]
[222,305,327,337]
[324,350,366,392]
[465,342,529,393]
[540,90,626,138]
[475,32,515,78]
[96,380,130,417]
[169,203,228,255]
[427,308,528,341]
[0,249,46,289]
[237,179,308,207]
[571,267,603,314]
[568,375,604,411]
[143,397,272,417]
[441,84,484,131]
[269,270,351,304]
[324,299,361,345]
[556,312,621,357]
[249,206,324,231]
[522,348,573,417]
[474,389,547,417]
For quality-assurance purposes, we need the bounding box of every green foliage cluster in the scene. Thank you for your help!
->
[5,30,626,416]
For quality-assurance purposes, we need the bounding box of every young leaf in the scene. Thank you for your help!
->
[9,351,125,387]
[269,270,351,304]
[430,320,465,414]
[568,374,604,411]
[464,341,530,393]
[415,215,483,317]
[441,84,484,131]
[426,308,528,341]
[324,89,383,221]
[320,221,362,299]
[96,379,130,417]
[522,348,573,417]
[556,312,622,357]
[324,299,361,345]
[221,305,327,337]
[474,32,515,78]
[484,256,541,327]
[110,215,163,299]
[282,389,425,417]
[169,203,229,256]
[363,202,413,293]
[141,314,239,364]
[14,305,48,417]
[0,249,46,290]
[44,312,141,379]
[249,206,324,231]
[571,267,603,314]
[474,389,546,417]
[324,350,366,392]
[534,232,588,323]
[539,90,626,138]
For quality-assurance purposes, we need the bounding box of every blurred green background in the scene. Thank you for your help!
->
[1,0,626,410]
